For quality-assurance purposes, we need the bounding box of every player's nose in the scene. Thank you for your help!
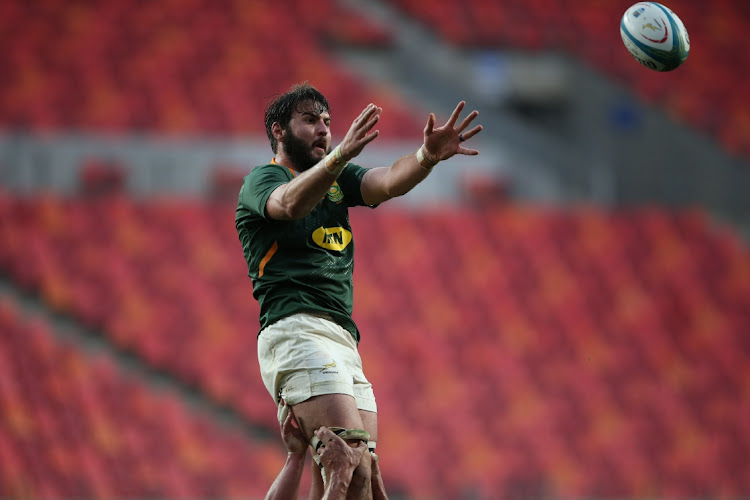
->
[314,119,329,136]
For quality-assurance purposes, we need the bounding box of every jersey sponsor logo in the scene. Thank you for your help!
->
[327,182,344,203]
[312,226,352,251]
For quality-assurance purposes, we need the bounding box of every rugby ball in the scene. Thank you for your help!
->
[620,2,690,72]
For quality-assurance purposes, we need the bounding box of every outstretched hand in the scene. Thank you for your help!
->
[423,101,482,163]
[339,103,382,161]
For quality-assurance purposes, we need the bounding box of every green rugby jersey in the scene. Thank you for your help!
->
[235,162,373,342]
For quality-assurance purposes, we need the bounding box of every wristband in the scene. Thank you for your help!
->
[323,145,346,177]
[416,145,438,170]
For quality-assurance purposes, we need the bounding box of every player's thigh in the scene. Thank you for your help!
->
[359,409,377,443]
[292,393,364,442]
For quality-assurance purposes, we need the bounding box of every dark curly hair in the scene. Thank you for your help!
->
[264,83,330,153]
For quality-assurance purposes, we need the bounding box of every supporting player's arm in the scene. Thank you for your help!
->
[371,452,389,500]
[264,452,306,500]
[315,427,368,500]
[360,101,482,206]
[265,404,307,500]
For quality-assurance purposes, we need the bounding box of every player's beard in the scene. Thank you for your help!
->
[283,128,330,172]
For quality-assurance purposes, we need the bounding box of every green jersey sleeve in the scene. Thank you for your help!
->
[238,164,291,220]
[338,163,375,208]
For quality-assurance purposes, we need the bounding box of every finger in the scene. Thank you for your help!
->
[358,104,380,125]
[360,129,380,147]
[353,109,380,139]
[354,441,368,456]
[351,105,373,128]
[362,112,380,133]
[456,110,479,133]
[289,413,301,430]
[458,124,483,142]
[424,113,435,135]
[281,414,296,438]
[315,426,334,442]
[283,401,301,426]
[457,147,480,156]
[446,101,466,127]
[358,103,375,118]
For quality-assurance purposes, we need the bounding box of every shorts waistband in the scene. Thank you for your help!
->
[305,311,335,322]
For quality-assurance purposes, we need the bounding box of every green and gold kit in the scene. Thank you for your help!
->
[236,162,373,341]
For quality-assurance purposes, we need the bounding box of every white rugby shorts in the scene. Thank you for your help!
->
[257,312,377,422]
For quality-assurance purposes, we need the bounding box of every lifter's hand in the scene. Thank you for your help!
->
[422,101,482,164]
[315,426,368,476]
[339,103,382,161]
[279,401,307,456]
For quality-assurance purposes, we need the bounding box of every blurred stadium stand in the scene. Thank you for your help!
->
[2,193,749,499]
[1,0,750,499]
[0,0,416,137]
[0,295,294,499]
[383,0,750,158]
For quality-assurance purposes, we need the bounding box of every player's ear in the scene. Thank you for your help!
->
[271,122,285,143]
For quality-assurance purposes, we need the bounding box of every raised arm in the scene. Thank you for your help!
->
[266,103,382,220]
[371,452,389,500]
[264,403,308,500]
[314,426,368,500]
[360,101,482,206]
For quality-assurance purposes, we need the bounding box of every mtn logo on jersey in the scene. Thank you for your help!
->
[327,182,344,203]
[312,226,352,251]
